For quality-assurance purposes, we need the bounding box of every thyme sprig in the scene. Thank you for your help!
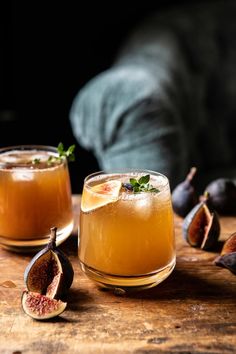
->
[122,175,159,193]
[32,143,76,165]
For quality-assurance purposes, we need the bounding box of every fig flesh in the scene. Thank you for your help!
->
[204,178,236,215]
[172,167,198,217]
[24,250,63,298]
[24,227,74,298]
[22,227,73,319]
[214,232,236,275]
[22,291,67,320]
[182,196,220,250]
[220,232,236,255]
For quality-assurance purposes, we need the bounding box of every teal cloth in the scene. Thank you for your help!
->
[70,1,236,189]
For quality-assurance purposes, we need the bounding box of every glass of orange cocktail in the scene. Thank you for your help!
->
[79,169,176,291]
[0,145,73,252]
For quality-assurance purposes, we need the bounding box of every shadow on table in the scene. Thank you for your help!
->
[66,287,96,312]
[99,267,236,302]
[40,288,96,323]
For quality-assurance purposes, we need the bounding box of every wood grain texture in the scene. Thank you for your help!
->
[0,195,236,354]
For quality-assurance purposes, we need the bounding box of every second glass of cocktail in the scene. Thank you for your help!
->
[0,145,74,252]
[79,169,175,291]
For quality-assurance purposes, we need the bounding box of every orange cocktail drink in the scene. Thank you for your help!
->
[0,145,73,251]
[79,170,175,290]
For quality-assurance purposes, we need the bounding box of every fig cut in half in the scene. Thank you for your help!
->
[22,291,67,320]
[24,250,63,298]
[214,232,236,275]
[182,198,220,251]
[220,232,236,256]
[22,227,74,320]
[24,227,74,299]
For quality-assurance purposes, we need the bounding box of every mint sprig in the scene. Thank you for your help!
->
[47,142,76,165]
[32,158,41,165]
[56,142,76,162]
[32,143,76,165]
[123,175,159,193]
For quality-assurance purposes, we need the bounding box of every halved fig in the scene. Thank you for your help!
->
[24,249,63,298]
[182,197,220,250]
[220,232,236,255]
[214,232,236,275]
[214,253,236,275]
[24,227,74,298]
[22,291,67,320]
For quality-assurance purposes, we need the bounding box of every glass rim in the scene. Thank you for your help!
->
[0,144,58,153]
[84,168,170,194]
[0,144,67,170]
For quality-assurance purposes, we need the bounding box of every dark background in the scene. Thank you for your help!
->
[1,1,199,193]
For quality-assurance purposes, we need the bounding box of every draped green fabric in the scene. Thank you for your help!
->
[70,1,236,189]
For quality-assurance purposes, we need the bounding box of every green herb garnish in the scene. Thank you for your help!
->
[47,142,76,165]
[57,142,76,162]
[32,143,76,165]
[123,175,159,193]
[32,158,41,165]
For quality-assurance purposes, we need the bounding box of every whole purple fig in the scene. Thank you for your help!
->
[172,167,198,217]
[205,178,236,215]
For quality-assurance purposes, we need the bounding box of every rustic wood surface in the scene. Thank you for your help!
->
[0,195,236,354]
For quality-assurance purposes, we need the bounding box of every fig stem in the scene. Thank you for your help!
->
[186,167,197,183]
[48,227,57,249]
[203,191,209,199]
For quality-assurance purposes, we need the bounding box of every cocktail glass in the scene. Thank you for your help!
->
[79,169,176,291]
[0,145,73,252]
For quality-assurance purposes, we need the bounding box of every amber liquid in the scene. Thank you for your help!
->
[79,172,175,289]
[0,148,73,250]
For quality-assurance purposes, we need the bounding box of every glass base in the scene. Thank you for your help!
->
[0,221,74,253]
[79,258,176,292]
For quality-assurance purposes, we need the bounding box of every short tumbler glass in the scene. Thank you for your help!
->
[79,169,176,291]
[0,145,73,252]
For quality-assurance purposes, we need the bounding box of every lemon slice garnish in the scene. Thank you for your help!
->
[81,180,122,212]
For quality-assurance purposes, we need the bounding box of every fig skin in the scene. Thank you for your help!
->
[214,253,236,275]
[172,167,198,218]
[204,178,236,215]
[182,196,220,251]
[24,227,74,297]
[214,232,236,275]
[21,290,67,320]
[55,248,74,290]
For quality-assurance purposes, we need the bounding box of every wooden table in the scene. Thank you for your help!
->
[0,195,236,354]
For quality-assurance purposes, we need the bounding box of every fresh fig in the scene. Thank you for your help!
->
[182,195,220,250]
[214,232,236,275]
[214,253,236,275]
[22,291,67,320]
[172,167,198,217]
[204,178,236,215]
[22,227,73,320]
[220,232,236,255]
[24,227,74,297]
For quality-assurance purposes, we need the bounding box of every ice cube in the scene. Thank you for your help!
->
[134,194,152,213]
[0,154,20,164]
[12,170,34,181]
[122,192,152,219]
